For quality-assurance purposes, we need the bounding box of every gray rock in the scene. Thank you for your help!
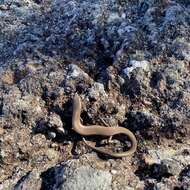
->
[0,0,190,189]
[62,166,112,190]
[2,88,44,123]
[123,60,149,78]
[149,147,190,165]
[41,162,112,190]
[88,82,107,100]
[48,113,65,134]
[48,131,57,139]
[161,158,183,176]
[171,39,190,61]
[66,64,89,80]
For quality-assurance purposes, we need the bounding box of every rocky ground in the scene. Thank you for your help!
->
[0,0,190,189]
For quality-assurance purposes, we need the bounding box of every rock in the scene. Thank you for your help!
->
[0,170,42,190]
[13,171,42,190]
[62,166,112,190]
[150,71,166,92]
[152,178,179,190]
[163,5,186,25]
[179,165,190,190]
[48,131,57,139]
[121,67,151,98]
[48,113,65,134]
[2,92,44,124]
[88,82,107,100]
[136,145,190,188]
[41,161,112,190]
[171,39,190,61]
[161,158,183,176]
[0,69,15,85]
[117,25,137,37]
[46,149,59,161]
[66,64,89,80]
[147,147,190,167]
[0,0,190,189]
[123,60,149,78]
[125,110,159,131]
[64,64,91,93]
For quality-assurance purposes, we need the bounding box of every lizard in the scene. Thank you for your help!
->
[72,93,137,158]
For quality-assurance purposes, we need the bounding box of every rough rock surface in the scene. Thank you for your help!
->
[0,0,190,189]
[41,160,112,190]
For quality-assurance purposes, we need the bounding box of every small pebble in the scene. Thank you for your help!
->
[48,131,56,139]
[57,127,65,134]
[50,143,59,148]
[110,170,117,175]
[63,140,72,145]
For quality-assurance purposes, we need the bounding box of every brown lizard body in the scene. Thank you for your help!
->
[72,94,137,158]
